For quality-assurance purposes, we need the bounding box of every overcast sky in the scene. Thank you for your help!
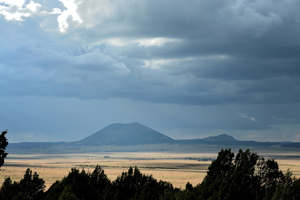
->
[1,0,300,143]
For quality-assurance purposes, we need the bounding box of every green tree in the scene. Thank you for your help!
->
[44,167,103,200]
[256,158,284,199]
[58,185,80,200]
[271,170,300,200]
[0,130,9,168]
[90,164,111,193]
[20,168,46,200]
[173,182,195,200]
[195,149,285,200]
[0,168,44,200]
[228,149,260,200]
[112,166,174,200]
[272,170,294,200]
[195,148,235,199]
[0,177,22,200]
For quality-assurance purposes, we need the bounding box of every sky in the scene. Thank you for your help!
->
[1,0,300,143]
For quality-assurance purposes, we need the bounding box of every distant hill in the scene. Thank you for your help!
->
[6,123,298,154]
[201,134,237,142]
[178,134,238,145]
[177,133,286,147]
[73,122,176,146]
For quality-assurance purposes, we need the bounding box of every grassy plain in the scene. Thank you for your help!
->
[0,152,213,190]
[1,152,300,190]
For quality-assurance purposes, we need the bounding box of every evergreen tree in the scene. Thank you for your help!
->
[194,149,285,200]
[0,177,22,200]
[112,166,174,200]
[45,167,110,200]
[0,168,45,200]
[256,158,284,199]
[272,170,300,200]
[20,168,46,200]
[0,130,9,168]
[228,149,260,200]
[195,148,235,199]
[58,185,80,200]
[91,165,110,188]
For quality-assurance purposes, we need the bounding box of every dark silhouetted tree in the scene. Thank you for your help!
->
[0,130,9,168]
[0,168,45,200]
[195,148,235,199]
[112,166,174,200]
[256,157,284,199]
[0,177,22,200]
[44,167,106,200]
[271,170,300,200]
[57,185,80,200]
[20,168,45,199]
[194,149,286,200]
[90,164,111,193]
[3,149,300,200]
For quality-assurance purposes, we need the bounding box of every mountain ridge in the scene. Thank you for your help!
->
[6,123,298,153]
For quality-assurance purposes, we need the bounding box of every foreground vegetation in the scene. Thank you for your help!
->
[1,149,300,200]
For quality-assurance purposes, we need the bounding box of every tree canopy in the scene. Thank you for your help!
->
[0,130,9,168]
[1,149,300,200]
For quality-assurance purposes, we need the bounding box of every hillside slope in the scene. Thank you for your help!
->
[73,122,176,146]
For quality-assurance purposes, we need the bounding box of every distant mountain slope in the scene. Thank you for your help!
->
[7,123,298,154]
[202,134,237,142]
[177,134,284,146]
[178,134,238,145]
[73,122,176,146]
[8,142,65,148]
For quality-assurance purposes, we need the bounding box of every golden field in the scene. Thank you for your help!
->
[0,152,212,190]
[1,152,300,190]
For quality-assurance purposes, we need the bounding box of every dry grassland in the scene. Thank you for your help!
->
[1,152,300,190]
[0,152,212,190]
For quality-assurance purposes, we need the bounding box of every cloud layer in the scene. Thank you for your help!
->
[1,0,300,142]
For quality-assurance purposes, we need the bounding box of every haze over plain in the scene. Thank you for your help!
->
[1,0,300,143]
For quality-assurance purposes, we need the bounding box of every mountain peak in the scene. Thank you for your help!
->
[76,123,175,146]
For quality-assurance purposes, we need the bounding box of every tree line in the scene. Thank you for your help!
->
[1,130,300,199]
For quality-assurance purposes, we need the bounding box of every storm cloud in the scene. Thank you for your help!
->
[1,0,300,142]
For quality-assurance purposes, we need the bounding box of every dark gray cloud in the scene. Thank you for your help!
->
[1,0,300,142]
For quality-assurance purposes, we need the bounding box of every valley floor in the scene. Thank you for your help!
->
[1,151,300,190]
